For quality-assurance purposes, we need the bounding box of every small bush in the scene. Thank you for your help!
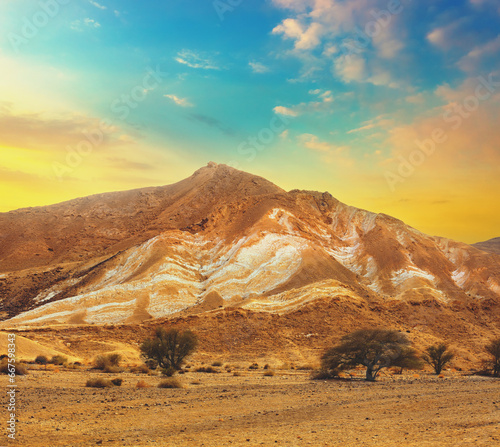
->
[86,378,113,388]
[158,378,182,389]
[297,364,314,371]
[248,363,259,370]
[49,355,68,366]
[35,355,48,365]
[111,378,123,386]
[212,361,223,367]
[145,359,158,370]
[263,364,270,370]
[0,360,28,376]
[161,366,177,377]
[130,364,150,374]
[195,366,219,373]
[136,380,150,388]
[263,370,275,377]
[233,371,241,377]
[94,354,122,373]
[310,369,339,380]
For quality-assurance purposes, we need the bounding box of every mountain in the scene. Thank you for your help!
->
[1,163,499,336]
[473,237,500,256]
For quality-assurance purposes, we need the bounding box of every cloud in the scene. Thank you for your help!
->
[386,75,500,176]
[89,1,106,10]
[71,18,101,31]
[272,18,323,50]
[299,133,352,165]
[273,89,334,117]
[406,93,425,104]
[175,50,220,70]
[270,0,410,86]
[249,61,270,73]
[347,123,377,134]
[164,94,193,108]
[458,35,500,73]
[273,106,299,117]
[334,54,366,83]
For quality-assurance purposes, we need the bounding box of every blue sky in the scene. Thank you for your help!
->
[1,0,500,242]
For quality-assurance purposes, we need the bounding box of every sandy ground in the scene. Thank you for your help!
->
[2,366,500,447]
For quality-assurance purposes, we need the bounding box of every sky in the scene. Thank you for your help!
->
[0,0,499,243]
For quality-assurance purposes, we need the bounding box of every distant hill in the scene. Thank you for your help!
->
[473,237,500,255]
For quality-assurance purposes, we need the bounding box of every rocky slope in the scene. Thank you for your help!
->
[1,163,499,330]
[473,237,500,256]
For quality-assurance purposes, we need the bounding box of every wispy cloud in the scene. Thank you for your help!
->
[175,50,220,70]
[249,61,270,73]
[89,1,107,10]
[164,94,193,107]
[71,18,101,31]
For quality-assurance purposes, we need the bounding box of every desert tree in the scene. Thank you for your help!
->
[392,346,424,374]
[485,338,500,377]
[422,343,454,374]
[140,328,198,370]
[321,328,416,381]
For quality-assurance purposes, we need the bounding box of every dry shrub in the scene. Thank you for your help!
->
[136,380,150,388]
[212,361,223,367]
[263,370,275,377]
[438,374,445,379]
[158,378,182,389]
[0,360,28,376]
[130,364,150,374]
[233,371,241,377]
[195,366,219,373]
[49,355,67,366]
[94,354,122,373]
[297,364,314,371]
[35,355,48,365]
[111,378,123,386]
[310,369,339,380]
[161,366,176,377]
[86,378,113,388]
[248,363,259,370]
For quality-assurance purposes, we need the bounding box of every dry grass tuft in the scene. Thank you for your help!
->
[158,378,182,388]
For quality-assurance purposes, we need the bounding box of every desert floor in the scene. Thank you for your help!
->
[2,367,500,447]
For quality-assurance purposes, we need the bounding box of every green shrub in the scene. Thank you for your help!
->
[158,378,182,388]
[140,328,198,370]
